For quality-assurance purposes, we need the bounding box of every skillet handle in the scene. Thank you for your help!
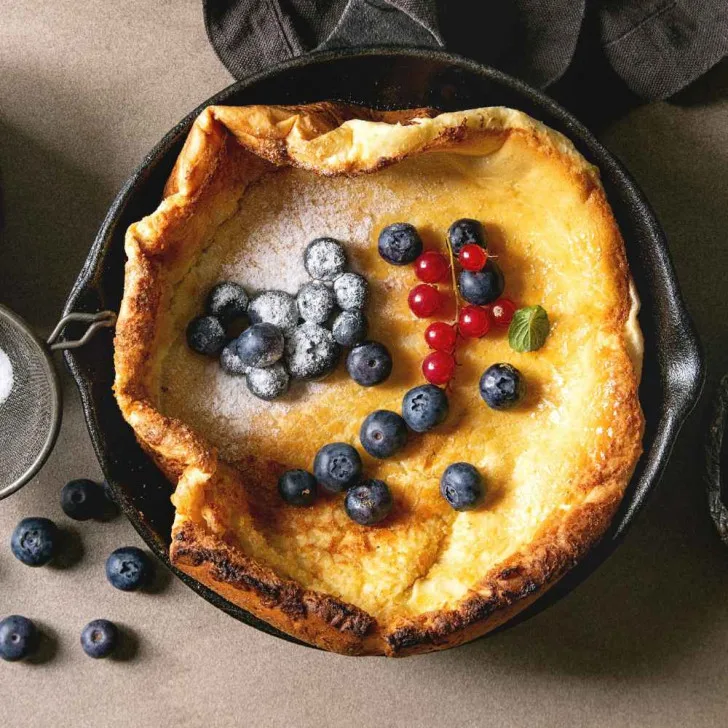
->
[707,373,728,545]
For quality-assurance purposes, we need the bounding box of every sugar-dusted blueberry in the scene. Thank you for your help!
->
[313,443,362,493]
[247,362,290,401]
[0,615,37,662]
[378,223,423,265]
[447,218,486,255]
[304,238,347,281]
[402,384,449,433]
[286,322,341,380]
[346,341,392,387]
[10,517,58,567]
[80,619,119,659]
[236,323,284,368]
[457,260,504,306]
[278,469,317,506]
[206,281,249,323]
[440,462,485,511]
[360,410,408,459]
[479,363,526,410]
[220,339,250,376]
[186,315,226,356]
[105,546,152,592]
[345,480,393,526]
[333,272,368,311]
[61,479,106,521]
[332,310,367,347]
[297,281,335,324]
[248,290,299,335]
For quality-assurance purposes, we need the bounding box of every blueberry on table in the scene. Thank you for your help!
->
[106,546,152,592]
[333,272,368,311]
[402,384,449,433]
[378,223,423,265]
[297,281,336,324]
[314,443,363,493]
[248,290,299,335]
[447,218,486,255]
[360,410,408,459]
[480,363,526,410]
[0,615,37,662]
[440,463,485,511]
[457,260,504,306]
[186,315,226,356]
[346,341,392,387]
[332,310,367,347]
[304,237,347,281]
[278,469,317,506]
[220,339,250,376]
[206,281,249,323]
[61,478,106,521]
[80,619,119,659]
[247,363,290,401]
[286,322,341,380]
[236,323,285,368]
[345,480,393,525]
[11,517,58,567]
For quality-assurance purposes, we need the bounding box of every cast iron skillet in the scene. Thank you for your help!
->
[62,48,704,649]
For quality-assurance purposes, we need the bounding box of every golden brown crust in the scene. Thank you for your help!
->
[114,102,644,656]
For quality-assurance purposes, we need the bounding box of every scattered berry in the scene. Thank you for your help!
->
[345,480,393,525]
[220,339,250,376]
[81,619,119,659]
[402,384,449,433]
[278,469,317,506]
[424,321,457,352]
[0,616,37,662]
[489,298,517,327]
[458,260,505,306]
[459,243,488,271]
[247,363,290,401]
[186,315,226,356]
[479,363,526,410]
[458,305,490,338]
[304,238,347,281]
[332,310,368,347]
[440,463,485,511]
[248,290,299,335]
[346,341,392,387]
[313,443,362,493]
[285,322,341,380]
[448,218,486,255]
[333,272,368,311]
[378,223,423,265]
[360,410,408,459]
[236,323,284,368]
[297,281,335,324]
[206,282,249,323]
[422,351,456,386]
[10,517,58,567]
[61,479,106,521]
[408,284,442,318]
[106,547,152,592]
[414,251,449,283]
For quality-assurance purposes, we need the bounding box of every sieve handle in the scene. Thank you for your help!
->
[47,311,117,351]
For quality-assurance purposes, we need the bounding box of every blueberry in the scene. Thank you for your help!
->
[458,260,504,306]
[345,480,393,525]
[346,341,392,387]
[440,463,485,511]
[278,469,317,506]
[479,363,526,410]
[80,619,119,659]
[304,238,347,281]
[206,282,249,323]
[378,223,423,265]
[286,322,341,380]
[186,315,226,356]
[247,363,290,401]
[360,410,408,459]
[220,339,250,376]
[106,546,152,592]
[447,218,486,255]
[248,290,299,335]
[61,479,106,521]
[10,517,58,567]
[313,443,362,493]
[297,281,335,324]
[236,323,284,368]
[333,273,368,311]
[402,384,449,433]
[332,310,368,347]
[0,615,37,662]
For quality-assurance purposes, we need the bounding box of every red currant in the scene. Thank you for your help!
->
[458,244,488,271]
[414,251,450,283]
[424,321,457,351]
[458,305,490,338]
[408,284,442,318]
[490,298,517,327]
[422,351,456,385]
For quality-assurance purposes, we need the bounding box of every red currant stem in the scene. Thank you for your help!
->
[443,236,465,391]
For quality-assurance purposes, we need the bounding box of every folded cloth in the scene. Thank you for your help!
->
[204,0,727,101]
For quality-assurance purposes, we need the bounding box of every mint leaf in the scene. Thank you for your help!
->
[508,305,550,353]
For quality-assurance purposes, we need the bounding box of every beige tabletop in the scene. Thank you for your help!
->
[1,3,727,727]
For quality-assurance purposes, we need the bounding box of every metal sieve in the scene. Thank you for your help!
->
[0,305,116,500]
